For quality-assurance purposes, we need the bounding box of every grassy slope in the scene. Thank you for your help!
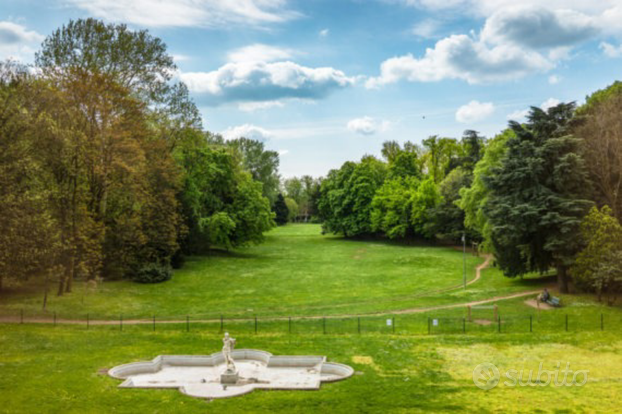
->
[1,224,491,318]
[1,326,622,413]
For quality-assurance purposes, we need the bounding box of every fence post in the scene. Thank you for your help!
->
[288,317,291,334]
[220,315,224,333]
[565,314,568,332]
[87,313,89,330]
[463,318,466,334]
[20,309,23,324]
[186,315,189,332]
[498,314,501,333]
[467,306,472,322]
[530,315,533,333]
[255,315,258,334]
[53,311,56,327]
[601,313,604,331]
[153,315,156,331]
[358,317,361,334]
[323,317,326,334]
[120,314,123,331]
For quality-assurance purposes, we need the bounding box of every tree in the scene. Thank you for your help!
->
[485,103,592,292]
[371,176,419,239]
[227,138,280,205]
[425,167,472,241]
[457,129,512,251]
[319,156,387,237]
[573,82,622,222]
[273,193,289,225]
[285,197,299,222]
[572,206,622,302]
[421,136,461,183]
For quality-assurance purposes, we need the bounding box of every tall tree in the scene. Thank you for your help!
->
[485,103,592,292]
[227,138,280,205]
[273,193,289,225]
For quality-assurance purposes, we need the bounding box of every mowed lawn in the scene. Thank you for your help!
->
[0,224,487,319]
[1,325,622,413]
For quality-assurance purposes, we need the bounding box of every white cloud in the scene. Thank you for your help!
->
[0,21,44,62]
[541,98,561,110]
[278,149,289,156]
[319,28,329,37]
[548,74,561,84]
[481,6,597,49]
[67,0,300,28]
[366,34,552,87]
[181,61,355,105]
[221,124,273,142]
[600,42,622,58]
[346,116,390,135]
[455,101,495,123]
[238,100,285,112]
[506,109,529,120]
[227,44,294,63]
[411,19,441,39]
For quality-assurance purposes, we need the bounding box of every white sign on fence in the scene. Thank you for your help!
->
[432,319,439,326]
[386,319,392,326]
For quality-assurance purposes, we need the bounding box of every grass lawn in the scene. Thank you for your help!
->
[1,325,622,413]
[1,224,491,319]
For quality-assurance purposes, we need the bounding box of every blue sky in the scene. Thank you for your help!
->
[1,0,621,177]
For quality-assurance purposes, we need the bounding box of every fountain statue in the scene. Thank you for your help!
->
[220,332,239,384]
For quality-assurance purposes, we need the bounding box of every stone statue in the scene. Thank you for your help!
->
[222,332,236,373]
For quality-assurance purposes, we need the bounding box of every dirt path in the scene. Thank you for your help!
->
[0,287,542,325]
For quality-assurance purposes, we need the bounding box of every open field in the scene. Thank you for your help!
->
[1,325,622,413]
[0,224,554,320]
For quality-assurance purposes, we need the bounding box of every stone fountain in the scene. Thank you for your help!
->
[107,333,353,399]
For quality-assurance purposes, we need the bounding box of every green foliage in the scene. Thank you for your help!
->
[425,167,472,241]
[572,206,622,296]
[273,193,289,225]
[226,138,280,205]
[131,263,172,284]
[457,129,512,250]
[485,103,592,291]
[319,156,387,237]
[285,197,299,222]
[370,177,419,239]
[411,178,443,237]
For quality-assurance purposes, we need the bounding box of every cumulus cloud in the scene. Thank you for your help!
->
[600,42,622,58]
[221,124,273,142]
[366,34,552,87]
[455,101,495,123]
[346,116,390,135]
[67,0,300,28]
[278,149,289,156]
[0,21,44,62]
[481,6,597,49]
[180,61,355,105]
[227,44,295,63]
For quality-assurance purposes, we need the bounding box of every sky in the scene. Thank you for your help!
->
[1,0,621,177]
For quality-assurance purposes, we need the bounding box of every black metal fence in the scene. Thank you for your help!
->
[2,309,620,336]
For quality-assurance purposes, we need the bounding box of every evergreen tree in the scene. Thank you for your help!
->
[485,103,592,292]
[273,193,289,225]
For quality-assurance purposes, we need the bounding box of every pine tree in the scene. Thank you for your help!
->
[273,193,289,225]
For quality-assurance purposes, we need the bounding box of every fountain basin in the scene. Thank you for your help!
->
[108,349,354,399]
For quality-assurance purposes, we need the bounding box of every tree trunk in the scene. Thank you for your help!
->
[556,264,569,293]
[42,272,49,311]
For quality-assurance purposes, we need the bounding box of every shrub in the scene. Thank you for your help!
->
[131,263,172,284]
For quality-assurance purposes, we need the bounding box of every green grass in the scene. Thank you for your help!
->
[2,224,491,319]
[1,325,622,413]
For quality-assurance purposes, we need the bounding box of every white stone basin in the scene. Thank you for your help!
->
[108,349,354,399]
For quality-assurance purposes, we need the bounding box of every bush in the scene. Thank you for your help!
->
[131,263,172,284]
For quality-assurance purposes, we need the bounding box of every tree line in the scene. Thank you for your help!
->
[314,87,622,301]
[0,19,279,298]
